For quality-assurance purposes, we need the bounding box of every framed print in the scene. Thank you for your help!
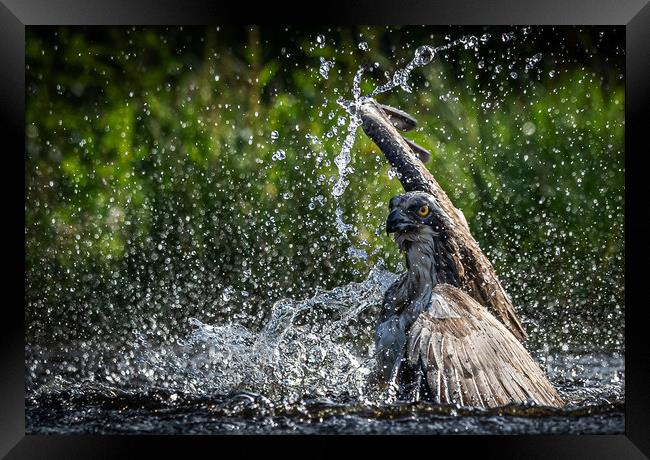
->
[1,0,649,457]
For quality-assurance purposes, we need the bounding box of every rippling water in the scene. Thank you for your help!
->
[26,266,624,435]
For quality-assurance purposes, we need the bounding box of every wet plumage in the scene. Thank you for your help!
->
[360,100,563,408]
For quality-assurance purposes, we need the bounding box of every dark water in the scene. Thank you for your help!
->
[26,347,625,435]
[27,395,623,435]
[26,343,625,436]
[26,268,624,435]
[26,348,624,434]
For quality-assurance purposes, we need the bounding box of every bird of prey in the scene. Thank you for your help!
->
[359,99,563,408]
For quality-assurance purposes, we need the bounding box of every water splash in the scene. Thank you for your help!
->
[319,57,334,79]
[334,207,354,235]
[525,53,543,72]
[132,264,398,400]
[367,37,480,98]
[331,116,360,199]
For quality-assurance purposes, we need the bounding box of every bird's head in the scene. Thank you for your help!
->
[386,191,453,250]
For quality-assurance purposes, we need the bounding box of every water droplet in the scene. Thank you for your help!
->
[272,149,286,161]
[270,130,279,140]
[347,246,368,260]
[463,35,479,50]
[319,58,334,79]
[522,121,536,136]
[332,177,349,198]
[392,69,412,93]
[351,67,365,100]
[413,45,435,66]
[358,42,369,51]
[525,53,543,71]
[334,207,353,233]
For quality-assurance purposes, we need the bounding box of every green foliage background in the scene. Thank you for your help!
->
[25,26,624,351]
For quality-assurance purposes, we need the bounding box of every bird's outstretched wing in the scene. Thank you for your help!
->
[407,284,563,408]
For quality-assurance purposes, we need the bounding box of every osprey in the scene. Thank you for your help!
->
[359,100,563,408]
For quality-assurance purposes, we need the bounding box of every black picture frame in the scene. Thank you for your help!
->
[2,0,648,457]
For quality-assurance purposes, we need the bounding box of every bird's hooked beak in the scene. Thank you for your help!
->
[386,208,416,235]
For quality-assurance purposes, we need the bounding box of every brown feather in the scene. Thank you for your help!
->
[407,285,563,408]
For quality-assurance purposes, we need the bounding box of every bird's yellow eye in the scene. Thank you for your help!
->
[418,205,430,217]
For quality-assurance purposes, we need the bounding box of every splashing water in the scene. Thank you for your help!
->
[334,207,354,235]
[331,116,360,199]
[319,57,334,79]
[173,264,397,400]
[29,265,398,403]
[525,52,543,72]
[27,260,624,434]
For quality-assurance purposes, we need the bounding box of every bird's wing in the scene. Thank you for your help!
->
[406,284,563,408]
[459,243,527,342]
